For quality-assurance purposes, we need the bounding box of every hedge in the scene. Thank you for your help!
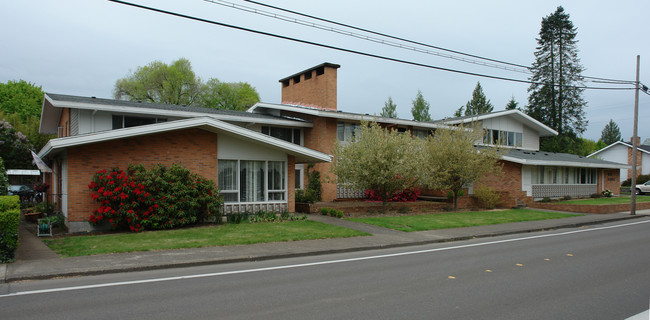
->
[0,195,20,262]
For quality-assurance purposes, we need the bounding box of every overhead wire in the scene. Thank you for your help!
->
[238,0,637,86]
[203,0,530,74]
[109,0,637,91]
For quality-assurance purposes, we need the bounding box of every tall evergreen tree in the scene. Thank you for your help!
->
[410,90,431,121]
[463,82,493,115]
[526,6,587,153]
[600,119,622,145]
[380,97,398,118]
[505,95,519,110]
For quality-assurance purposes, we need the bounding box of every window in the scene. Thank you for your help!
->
[483,129,522,147]
[217,160,238,202]
[532,166,596,185]
[412,129,431,139]
[240,161,265,202]
[218,160,287,203]
[261,126,301,145]
[268,161,285,201]
[337,122,360,142]
[112,115,166,129]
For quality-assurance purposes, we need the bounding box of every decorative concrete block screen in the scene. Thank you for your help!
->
[337,185,366,199]
[532,184,597,198]
[222,202,287,214]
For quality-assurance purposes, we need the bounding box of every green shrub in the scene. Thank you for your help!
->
[621,174,650,187]
[541,197,552,203]
[601,189,613,198]
[562,195,572,201]
[0,195,19,212]
[321,207,330,215]
[590,193,602,198]
[88,164,224,232]
[0,196,20,262]
[474,186,501,209]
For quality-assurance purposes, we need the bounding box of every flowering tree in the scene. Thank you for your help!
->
[88,163,223,232]
[419,122,504,210]
[0,120,34,169]
[332,121,422,214]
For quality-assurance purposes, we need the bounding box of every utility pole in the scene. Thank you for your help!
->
[631,55,640,215]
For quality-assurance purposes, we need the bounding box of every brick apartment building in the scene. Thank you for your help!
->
[38,62,627,232]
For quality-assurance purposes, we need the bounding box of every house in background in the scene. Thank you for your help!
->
[588,137,650,183]
[38,62,628,232]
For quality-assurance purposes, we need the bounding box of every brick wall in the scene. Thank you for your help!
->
[627,145,643,181]
[65,128,219,223]
[280,64,339,110]
[476,161,531,208]
[600,169,621,195]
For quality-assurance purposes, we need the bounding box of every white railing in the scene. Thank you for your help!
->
[222,202,288,214]
[337,184,366,199]
[532,184,597,198]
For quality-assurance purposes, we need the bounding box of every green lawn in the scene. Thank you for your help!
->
[346,209,578,232]
[44,220,369,257]
[556,195,650,205]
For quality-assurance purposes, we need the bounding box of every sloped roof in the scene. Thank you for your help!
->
[248,102,449,130]
[40,93,312,134]
[503,148,629,169]
[38,117,331,164]
[588,140,650,157]
[432,109,558,137]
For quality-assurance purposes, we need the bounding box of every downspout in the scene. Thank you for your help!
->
[91,110,98,133]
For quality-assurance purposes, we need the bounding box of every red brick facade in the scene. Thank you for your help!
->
[59,128,296,226]
[280,63,339,111]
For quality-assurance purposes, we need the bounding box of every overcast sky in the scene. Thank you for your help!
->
[1,0,648,142]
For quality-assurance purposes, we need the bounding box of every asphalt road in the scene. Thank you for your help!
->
[2,220,649,320]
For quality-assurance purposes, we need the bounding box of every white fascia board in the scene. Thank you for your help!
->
[38,117,331,163]
[250,102,448,130]
[588,141,650,158]
[502,155,630,169]
[443,110,558,136]
[45,96,312,128]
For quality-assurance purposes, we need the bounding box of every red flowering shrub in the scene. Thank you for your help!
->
[88,163,223,232]
[365,188,420,202]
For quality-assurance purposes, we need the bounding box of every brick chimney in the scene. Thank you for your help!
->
[630,136,641,146]
[279,63,340,110]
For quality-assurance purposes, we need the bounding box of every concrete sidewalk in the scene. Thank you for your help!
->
[2,210,649,283]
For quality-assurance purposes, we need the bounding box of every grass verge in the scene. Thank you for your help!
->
[346,209,578,232]
[555,195,650,205]
[44,220,369,257]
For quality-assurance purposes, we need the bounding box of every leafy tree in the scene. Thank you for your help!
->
[332,121,421,214]
[411,90,432,121]
[600,119,622,145]
[0,80,44,121]
[0,80,53,151]
[505,96,519,110]
[114,58,202,106]
[380,97,398,118]
[419,122,503,210]
[526,6,587,153]
[0,157,8,195]
[199,79,260,111]
[114,58,261,111]
[0,120,34,169]
[463,82,493,115]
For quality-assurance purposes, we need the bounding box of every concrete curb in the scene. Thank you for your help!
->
[4,213,646,283]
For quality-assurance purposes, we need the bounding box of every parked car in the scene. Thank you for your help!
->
[636,181,650,195]
[7,185,35,200]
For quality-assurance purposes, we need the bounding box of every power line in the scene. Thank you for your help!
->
[241,0,637,86]
[108,0,636,91]
[203,0,530,74]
